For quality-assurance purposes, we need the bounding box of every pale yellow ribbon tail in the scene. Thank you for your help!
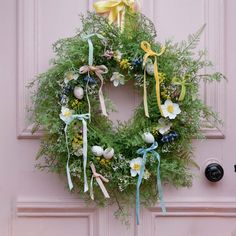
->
[154,57,163,116]
[143,69,149,117]
[96,73,108,117]
[141,41,166,117]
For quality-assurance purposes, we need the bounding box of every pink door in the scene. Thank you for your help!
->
[1,0,236,235]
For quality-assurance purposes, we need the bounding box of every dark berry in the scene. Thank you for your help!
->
[84,75,97,85]
[161,131,179,143]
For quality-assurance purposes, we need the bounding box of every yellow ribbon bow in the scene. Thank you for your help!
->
[93,0,135,30]
[172,77,190,101]
[141,41,166,117]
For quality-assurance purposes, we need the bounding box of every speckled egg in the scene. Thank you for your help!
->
[73,86,84,100]
[91,146,104,157]
[142,132,155,144]
[103,148,114,160]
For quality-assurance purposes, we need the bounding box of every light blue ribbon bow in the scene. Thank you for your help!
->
[136,141,166,225]
[64,113,90,192]
[82,33,107,66]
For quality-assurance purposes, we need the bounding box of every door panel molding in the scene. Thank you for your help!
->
[202,0,226,138]
[17,0,42,139]
[16,199,97,217]
[15,199,98,236]
[137,201,236,236]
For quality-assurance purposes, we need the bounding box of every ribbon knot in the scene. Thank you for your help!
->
[79,65,108,76]
[172,77,190,101]
[90,162,110,200]
[136,141,166,225]
[141,41,166,117]
[93,0,135,30]
[137,141,158,155]
[79,65,108,116]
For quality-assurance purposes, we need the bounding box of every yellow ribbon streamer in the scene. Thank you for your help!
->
[172,77,190,101]
[141,41,165,117]
[93,0,135,31]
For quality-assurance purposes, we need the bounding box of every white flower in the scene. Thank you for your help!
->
[110,72,125,87]
[158,118,172,135]
[130,157,143,177]
[64,72,79,84]
[75,148,83,157]
[59,106,74,124]
[114,50,122,61]
[161,99,181,119]
[143,170,151,180]
[60,94,68,105]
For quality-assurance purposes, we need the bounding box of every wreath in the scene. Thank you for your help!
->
[30,0,224,224]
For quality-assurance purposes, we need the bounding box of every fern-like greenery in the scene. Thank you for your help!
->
[29,12,224,223]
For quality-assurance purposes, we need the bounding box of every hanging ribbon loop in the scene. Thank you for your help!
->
[90,162,110,200]
[135,141,166,225]
[64,113,90,192]
[172,77,190,101]
[82,33,107,66]
[93,0,135,31]
[141,41,165,117]
[81,34,108,117]
[79,65,108,116]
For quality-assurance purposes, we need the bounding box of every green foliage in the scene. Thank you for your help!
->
[29,12,223,222]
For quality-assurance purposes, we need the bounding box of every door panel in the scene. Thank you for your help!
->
[1,0,236,235]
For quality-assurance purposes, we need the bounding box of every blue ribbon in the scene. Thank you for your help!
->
[82,33,106,66]
[64,113,90,192]
[136,141,166,225]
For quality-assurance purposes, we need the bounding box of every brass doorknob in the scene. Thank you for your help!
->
[205,163,224,182]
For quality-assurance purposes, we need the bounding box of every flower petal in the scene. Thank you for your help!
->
[165,99,173,106]
[113,80,119,87]
[169,113,177,119]
[173,104,181,114]
[131,169,137,177]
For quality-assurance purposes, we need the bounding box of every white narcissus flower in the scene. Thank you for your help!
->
[161,99,181,119]
[64,72,79,84]
[130,157,143,177]
[59,106,74,124]
[158,118,172,135]
[110,72,125,87]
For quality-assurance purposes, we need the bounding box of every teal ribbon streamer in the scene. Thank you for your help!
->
[136,141,166,225]
[64,113,90,192]
[82,33,106,66]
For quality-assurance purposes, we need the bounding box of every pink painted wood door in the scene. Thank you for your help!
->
[1,0,236,235]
